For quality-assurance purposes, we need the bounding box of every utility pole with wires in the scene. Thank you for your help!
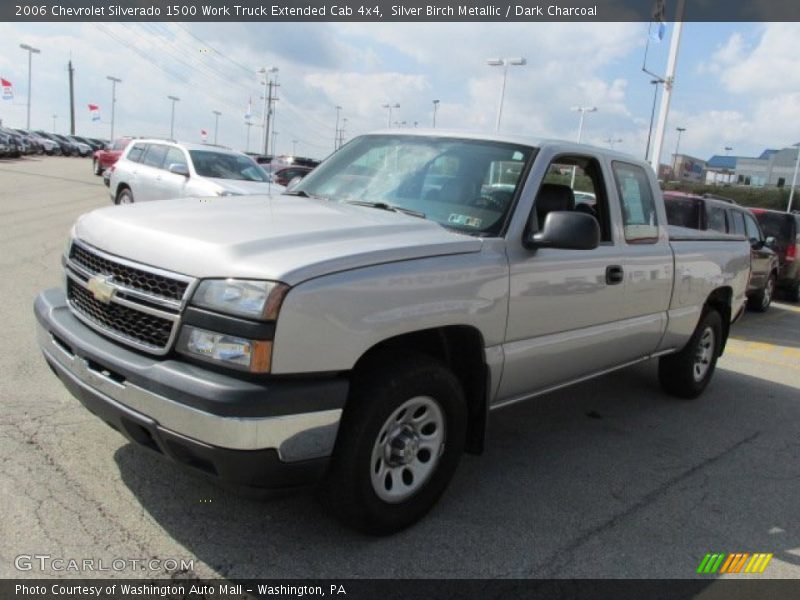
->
[271,129,278,156]
[259,66,278,156]
[334,105,342,151]
[68,59,75,135]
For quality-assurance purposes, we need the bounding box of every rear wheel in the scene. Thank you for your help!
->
[321,354,467,535]
[115,188,134,205]
[92,159,103,176]
[749,273,775,313]
[659,309,722,399]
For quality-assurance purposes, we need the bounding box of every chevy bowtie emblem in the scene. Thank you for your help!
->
[86,275,116,304]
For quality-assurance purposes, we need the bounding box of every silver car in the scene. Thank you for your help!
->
[108,139,281,204]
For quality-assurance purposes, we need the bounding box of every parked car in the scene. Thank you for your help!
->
[70,135,104,152]
[0,135,10,158]
[35,132,750,534]
[0,132,21,158]
[664,191,779,311]
[36,132,79,156]
[109,140,282,204]
[750,208,800,302]
[60,135,93,157]
[19,130,60,155]
[92,137,132,176]
[1,128,34,155]
[272,165,313,186]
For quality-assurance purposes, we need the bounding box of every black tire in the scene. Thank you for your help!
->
[321,354,467,535]
[115,188,133,205]
[749,273,775,313]
[93,159,102,176]
[658,309,723,399]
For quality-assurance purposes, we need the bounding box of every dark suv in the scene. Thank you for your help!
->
[664,192,779,311]
[750,209,800,302]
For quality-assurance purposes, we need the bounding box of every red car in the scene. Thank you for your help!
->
[92,138,133,176]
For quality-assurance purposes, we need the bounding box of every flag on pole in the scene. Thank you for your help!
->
[1,78,13,101]
[200,129,208,142]
[245,97,252,120]
[650,0,666,41]
[88,104,101,121]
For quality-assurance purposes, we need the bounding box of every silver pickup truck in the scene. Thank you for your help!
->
[34,131,750,534]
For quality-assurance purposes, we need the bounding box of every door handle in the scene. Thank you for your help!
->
[606,265,624,285]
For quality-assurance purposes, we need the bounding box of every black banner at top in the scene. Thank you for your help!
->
[5,0,800,22]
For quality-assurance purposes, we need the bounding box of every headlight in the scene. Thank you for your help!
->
[192,279,288,320]
[177,326,272,373]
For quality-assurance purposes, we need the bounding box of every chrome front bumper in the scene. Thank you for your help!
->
[35,289,346,466]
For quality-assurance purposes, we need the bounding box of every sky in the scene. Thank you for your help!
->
[0,21,798,164]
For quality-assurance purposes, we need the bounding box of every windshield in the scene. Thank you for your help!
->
[291,134,534,235]
[188,150,268,182]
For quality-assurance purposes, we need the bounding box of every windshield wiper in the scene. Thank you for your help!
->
[346,200,426,219]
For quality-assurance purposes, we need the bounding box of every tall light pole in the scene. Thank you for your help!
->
[259,66,278,156]
[292,139,298,156]
[245,121,253,153]
[52,114,57,133]
[106,76,121,141]
[271,130,278,156]
[486,57,526,132]
[787,142,800,213]
[570,106,597,188]
[167,96,180,139]
[382,103,399,127]
[673,126,686,177]
[20,44,41,130]
[334,105,342,151]
[212,110,221,144]
[650,0,687,174]
[432,99,440,128]
[645,79,663,161]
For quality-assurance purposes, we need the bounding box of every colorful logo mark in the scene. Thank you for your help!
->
[697,553,773,574]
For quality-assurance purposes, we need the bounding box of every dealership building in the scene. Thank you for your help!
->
[701,146,800,187]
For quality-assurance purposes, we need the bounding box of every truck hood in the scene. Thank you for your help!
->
[210,179,285,196]
[73,194,482,285]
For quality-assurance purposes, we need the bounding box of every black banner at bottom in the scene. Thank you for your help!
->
[2,579,800,600]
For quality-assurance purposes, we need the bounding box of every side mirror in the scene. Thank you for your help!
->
[286,176,303,190]
[168,163,189,177]
[525,211,600,250]
[765,236,776,249]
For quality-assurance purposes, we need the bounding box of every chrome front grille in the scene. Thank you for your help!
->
[64,240,195,354]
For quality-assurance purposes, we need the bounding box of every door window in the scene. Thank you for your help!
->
[611,162,659,243]
[127,143,146,163]
[141,144,168,169]
[164,147,187,171]
[744,214,763,243]
[729,210,746,235]
[706,205,728,233]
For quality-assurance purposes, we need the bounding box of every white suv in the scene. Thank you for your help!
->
[108,140,281,204]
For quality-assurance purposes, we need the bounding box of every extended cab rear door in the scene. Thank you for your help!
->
[498,147,657,403]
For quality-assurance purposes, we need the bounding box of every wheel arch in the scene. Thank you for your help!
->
[350,325,489,455]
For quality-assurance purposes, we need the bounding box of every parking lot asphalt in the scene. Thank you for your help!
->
[1,156,799,581]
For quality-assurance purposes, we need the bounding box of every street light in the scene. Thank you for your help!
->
[788,142,800,213]
[334,105,342,151]
[212,110,221,144]
[167,96,180,139]
[644,79,663,161]
[673,126,686,177]
[432,99,440,128]
[259,66,279,155]
[570,106,597,187]
[724,146,733,155]
[382,103,399,127]
[20,44,41,130]
[486,57,526,132]
[106,76,121,141]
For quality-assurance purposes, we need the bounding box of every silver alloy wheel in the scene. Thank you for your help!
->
[118,191,133,204]
[370,395,445,503]
[762,277,774,309]
[693,326,715,382]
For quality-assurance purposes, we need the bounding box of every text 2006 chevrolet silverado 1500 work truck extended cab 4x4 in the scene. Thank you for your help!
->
[35,131,751,534]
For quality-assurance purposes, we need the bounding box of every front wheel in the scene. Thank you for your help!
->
[115,188,134,205]
[659,309,722,399]
[321,355,467,535]
[749,274,775,313]
[93,159,103,176]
